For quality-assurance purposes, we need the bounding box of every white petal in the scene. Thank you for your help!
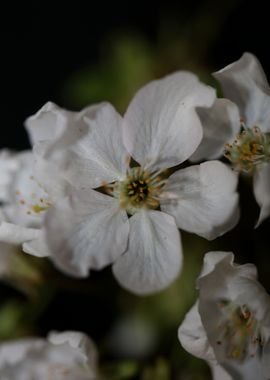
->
[0,331,98,379]
[253,163,270,226]
[45,189,129,277]
[178,301,217,362]
[262,341,270,379]
[32,150,71,202]
[123,71,215,170]
[113,210,182,295]
[0,339,45,367]
[0,222,40,245]
[22,230,51,257]
[48,331,98,374]
[0,150,19,203]
[190,99,240,161]
[25,101,69,145]
[214,52,270,132]
[198,252,270,378]
[59,102,129,189]
[220,355,264,380]
[197,251,258,286]
[161,161,239,240]
[1,150,48,228]
[209,364,232,380]
[25,101,100,147]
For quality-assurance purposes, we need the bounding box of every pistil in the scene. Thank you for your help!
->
[113,167,166,214]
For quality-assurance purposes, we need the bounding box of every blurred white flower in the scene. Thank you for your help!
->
[191,53,270,225]
[0,331,98,380]
[41,72,239,294]
[0,150,66,257]
[179,251,270,380]
[0,102,100,257]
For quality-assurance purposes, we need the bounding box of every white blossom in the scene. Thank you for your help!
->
[41,72,239,294]
[0,331,98,380]
[178,251,270,380]
[0,102,102,257]
[191,53,270,225]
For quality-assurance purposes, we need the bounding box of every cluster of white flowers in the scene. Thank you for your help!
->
[0,331,98,379]
[0,52,269,379]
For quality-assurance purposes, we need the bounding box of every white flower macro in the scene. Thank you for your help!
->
[0,331,98,380]
[178,252,270,380]
[191,52,270,226]
[42,72,239,295]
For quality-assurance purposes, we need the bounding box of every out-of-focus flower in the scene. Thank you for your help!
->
[0,102,101,257]
[0,150,67,257]
[41,72,239,295]
[178,251,270,380]
[191,53,270,225]
[0,331,98,379]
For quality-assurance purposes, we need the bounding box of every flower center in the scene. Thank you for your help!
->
[113,167,166,215]
[216,300,263,361]
[224,125,270,172]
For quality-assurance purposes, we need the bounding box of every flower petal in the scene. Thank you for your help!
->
[161,161,239,239]
[209,363,232,380]
[45,189,129,277]
[0,222,40,246]
[25,101,69,145]
[123,71,215,170]
[0,339,45,368]
[190,99,240,161]
[0,150,19,203]
[198,252,270,380]
[0,331,98,379]
[25,101,100,148]
[32,149,71,202]
[213,52,270,132]
[48,331,98,375]
[253,163,270,226]
[178,301,216,363]
[58,102,130,189]
[262,341,270,379]
[197,251,257,286]
[22,230,51,257]
[113,210,182,295]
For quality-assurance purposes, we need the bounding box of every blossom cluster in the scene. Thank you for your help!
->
[0,52,269,379]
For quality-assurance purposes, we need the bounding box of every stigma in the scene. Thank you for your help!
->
[224,125,270,172]
[113,167,166,214]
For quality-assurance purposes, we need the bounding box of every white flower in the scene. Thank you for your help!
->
[178,251,270,380]
[191,52,270,225]
[43,72,239,295]
[0,331,98,380]
[0,102,101,257]
[0,150,61,257]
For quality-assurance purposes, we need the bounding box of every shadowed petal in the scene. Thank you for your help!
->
[113,210,182,295]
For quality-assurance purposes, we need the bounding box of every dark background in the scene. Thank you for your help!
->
[0,2,269,378]
[1,0,269,149]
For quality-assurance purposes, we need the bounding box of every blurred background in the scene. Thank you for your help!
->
[0,1,270,379]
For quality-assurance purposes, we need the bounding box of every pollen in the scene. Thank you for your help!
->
[217,300,263,361]
[224,125,270,172]
[113,167,166,214]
